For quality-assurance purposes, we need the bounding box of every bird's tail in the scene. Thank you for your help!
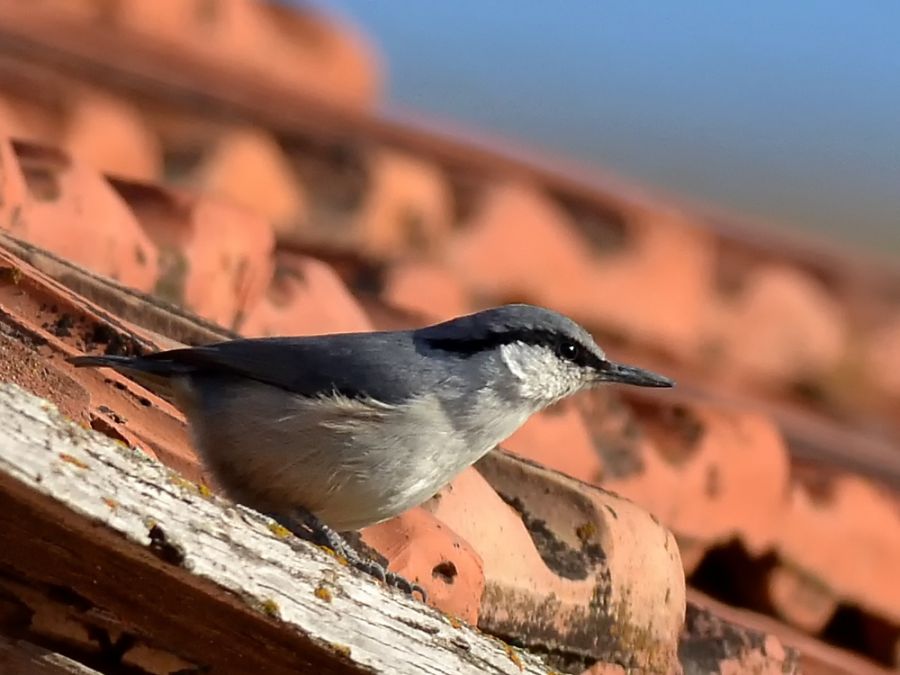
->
[68,355,139,369]
[67,354,188,403]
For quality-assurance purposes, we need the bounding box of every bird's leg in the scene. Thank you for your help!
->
[268,508,427,600]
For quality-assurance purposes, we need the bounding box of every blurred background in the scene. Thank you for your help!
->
[312,0,900,253]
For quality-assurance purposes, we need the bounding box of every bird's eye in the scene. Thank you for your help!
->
[555,340,581,362]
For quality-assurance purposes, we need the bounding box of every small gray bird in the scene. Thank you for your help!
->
[70,304,672,595]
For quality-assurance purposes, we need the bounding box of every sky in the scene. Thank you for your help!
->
[306,1,900,253]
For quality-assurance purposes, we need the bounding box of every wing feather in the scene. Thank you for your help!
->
[142,333,427,404]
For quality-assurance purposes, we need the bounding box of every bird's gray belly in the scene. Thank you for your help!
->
[180,379,499,531]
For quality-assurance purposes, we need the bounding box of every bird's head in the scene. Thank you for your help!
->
[419,304,673,407]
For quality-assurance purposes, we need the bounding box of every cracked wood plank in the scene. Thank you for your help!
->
[0,382,547,675]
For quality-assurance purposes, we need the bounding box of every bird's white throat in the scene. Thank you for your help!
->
[499,342,582,403]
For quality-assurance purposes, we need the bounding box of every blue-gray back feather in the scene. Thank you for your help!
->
[73,333,446,404]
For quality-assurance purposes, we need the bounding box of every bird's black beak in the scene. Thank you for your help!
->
[595,361,674,388]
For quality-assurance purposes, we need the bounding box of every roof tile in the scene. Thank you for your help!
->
[109,176,274,329]
[503,398,603,485]
[447,180,597,305]
[190,126,307,231]
[360,507,485,625]
[239,252,371,336]
[61,90,162,181]
[715,264,848,383]
[2,139,160,292]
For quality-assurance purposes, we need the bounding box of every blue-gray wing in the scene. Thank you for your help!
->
[140,333,436,404]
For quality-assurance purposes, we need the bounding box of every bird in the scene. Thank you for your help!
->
[69,304,673,596]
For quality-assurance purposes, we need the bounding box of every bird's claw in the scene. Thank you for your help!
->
[360,560,427,600]
[270,509,427,601]
[385,570,428,601]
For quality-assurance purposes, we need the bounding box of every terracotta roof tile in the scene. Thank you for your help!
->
[109,176,275,329]
[381,258,473,321]
[714,264,848,383]
[473,450,687,671]
[580,211,717,359]
[188,126,307,231]
[61,90,162,181]
[240,251,372,336]
[447,180,597,306]
[2,139,160,292]
[359,507,485,625]
[503,398,602,485]
[864,314,900,397]
[629,398,791,558]
[777,471,900,625]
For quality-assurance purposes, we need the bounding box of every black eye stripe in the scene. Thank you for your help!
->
[426,328,557,355]
[425,329,604,370]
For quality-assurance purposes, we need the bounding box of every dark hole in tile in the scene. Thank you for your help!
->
[432,561,458,584]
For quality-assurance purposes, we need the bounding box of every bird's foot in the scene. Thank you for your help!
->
[355,558,428,599]
[269,509,427,601]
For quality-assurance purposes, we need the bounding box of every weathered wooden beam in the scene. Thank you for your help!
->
[0,382,548,675]
[0,635,102,675]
